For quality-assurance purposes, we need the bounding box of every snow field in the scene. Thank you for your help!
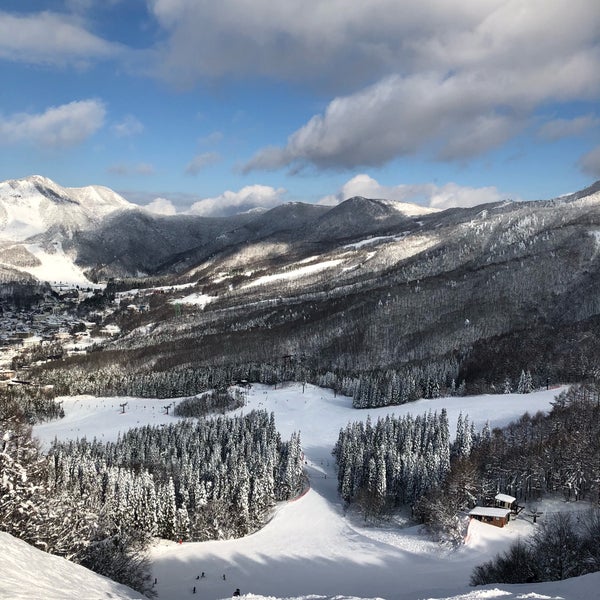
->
[29,382,600,600]
[0,532,147,600]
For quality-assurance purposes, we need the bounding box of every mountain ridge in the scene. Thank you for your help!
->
[0,175,449,283]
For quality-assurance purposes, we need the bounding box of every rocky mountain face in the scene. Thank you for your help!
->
[5,175,600,390]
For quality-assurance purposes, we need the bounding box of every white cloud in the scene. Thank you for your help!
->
[0,11,122,66]
[320,174,509,210]
[537,114,599,141]
[578,146,600,179]
[197,131,224,145]
[143,197,177,215]
[148,1,600,92]
[112,115,144,138]
[185,152,221,175]
[428,182,507,209]
[148,0,502,90]
[0,99,106,148]
[245,44,600,171]
[163,0,591,170]
[188,184,286,217]
[319,174,427,205]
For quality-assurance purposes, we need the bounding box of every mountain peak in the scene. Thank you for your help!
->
[0,175,135,244]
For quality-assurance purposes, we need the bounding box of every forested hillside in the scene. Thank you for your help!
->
[29,183,600,407]
[0,399,303,594]
[332,383,600,546]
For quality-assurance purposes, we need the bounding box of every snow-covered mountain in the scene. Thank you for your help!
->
[0,174,441,284]
[0,175,136,284]
[6,174,600,391]
[60,178,600,398]
[0,175,134,242]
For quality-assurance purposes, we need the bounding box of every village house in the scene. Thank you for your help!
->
[0,369,16,381]
[22,335,43,348]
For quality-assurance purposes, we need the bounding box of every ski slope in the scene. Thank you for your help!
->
[0,532,147,600]
[23,382,600,600]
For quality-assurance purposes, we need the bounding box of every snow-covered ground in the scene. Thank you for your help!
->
[20,383,600,600]
[241,259,344,289]
[23,241,96,286]
[0,532,147,600]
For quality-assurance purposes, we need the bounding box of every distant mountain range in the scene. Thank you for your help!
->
[0,175,438,283]
[5,174,600,389]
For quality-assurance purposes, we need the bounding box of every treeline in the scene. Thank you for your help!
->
[37,355,464,407]
[1,408,304,595]
[471,510,600,585]
[35,346,544,409]
[49,410,304,540]
[0,384,64,423]
[332,411,453,517]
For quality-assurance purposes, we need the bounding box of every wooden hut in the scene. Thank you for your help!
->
[469,506,511,528]
[494,493,517,512]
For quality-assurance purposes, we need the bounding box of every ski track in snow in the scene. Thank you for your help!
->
[27,383,600,600]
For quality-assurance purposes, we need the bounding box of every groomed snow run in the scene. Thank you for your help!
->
[21,383,600,600]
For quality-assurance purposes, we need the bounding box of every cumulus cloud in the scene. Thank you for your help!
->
[185,152,221,175]
[0,99,106,148]
[143,197,177,215]
[427,182,507,209]
[147,2,600,94]
[0,11,122,66]
[187,184,287,217]
[148,0,407,89]
[112,115,144,138]
[172,0,594,170]
[537,114,599,141]
[108,162,155,176]
[320,174,509,210]
[245,45,600,171]
[319,174,429,206]
[578,146,600,179]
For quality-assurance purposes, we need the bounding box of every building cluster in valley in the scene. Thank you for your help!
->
[0,283,122,371]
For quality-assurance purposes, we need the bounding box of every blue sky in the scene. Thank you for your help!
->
[0,1,599,216]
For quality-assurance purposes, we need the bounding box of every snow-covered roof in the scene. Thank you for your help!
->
[495,493,516,503]
[469,506,511,518]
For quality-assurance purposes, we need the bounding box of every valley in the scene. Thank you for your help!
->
[28,382,592,600]
[2,176,600,600]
